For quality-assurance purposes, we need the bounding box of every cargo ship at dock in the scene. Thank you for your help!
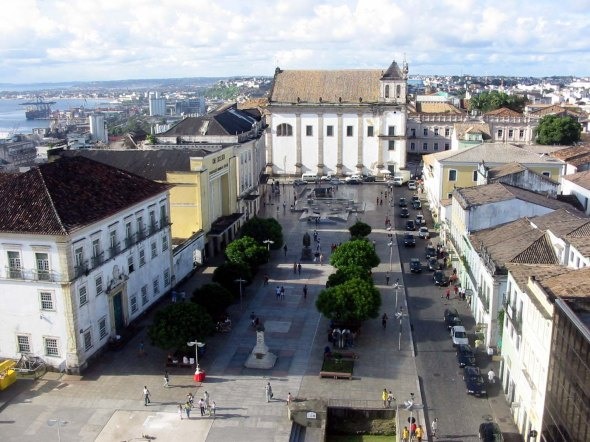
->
[20,97,56,120]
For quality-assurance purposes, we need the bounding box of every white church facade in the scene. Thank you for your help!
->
[265,60,409,177]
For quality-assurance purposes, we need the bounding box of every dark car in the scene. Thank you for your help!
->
[405,220,416,231]
[399,208,410,218]
[412,200,422,210]
[411,195,420,203]
[293,179,306,186]
[433,270,449,286]
[463,365,481,380]
[425,245,436,259]
[456,344,476,367]
[428,257,441,271]
[398,197,407,207]
[403,233,416,247]
[363,175,376,182]
[347,178,362,185]
[410,258,422,273]
[479,422,503,441]
[444,308,462,329]
[465,374,487,396]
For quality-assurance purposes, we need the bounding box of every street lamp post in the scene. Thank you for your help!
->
[187,340,206,381]
[393,279,404,311]
[387,233,394,272]
[395,307,408,351]
[235,278,247,310]
[403,393,424,439]
[263,239,274,251]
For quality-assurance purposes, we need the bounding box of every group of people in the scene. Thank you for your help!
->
[215,316,232,332]
[401,423,425,441]
[180,391,216,419]
[381,388,396,408]
[328,327,354,349]
[275,285,286,300]
[292,262,302,274]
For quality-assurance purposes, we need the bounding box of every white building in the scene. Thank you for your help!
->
[266,60,409,177]
[561,170,590,215]
[89,113,108,143]
[149,97,167,117]
[0,156,173,373]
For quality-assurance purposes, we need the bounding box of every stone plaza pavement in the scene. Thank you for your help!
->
[0,183,430,442]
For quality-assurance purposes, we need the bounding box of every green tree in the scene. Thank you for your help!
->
[330,239,380,270]
[145,134,157,144]
[225,236,269,269]
[348,221,372,238]
[192,283,234,318]
[212,262,252,296]
[240,217,283,249]
[148,303,215,350]
[326,265,372,288]
[316,278,381,323]
[468,90,527,113]
[535,115,582,145]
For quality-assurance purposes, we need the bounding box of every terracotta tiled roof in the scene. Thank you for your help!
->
[550,144,590,162]
[0,156,170,235]
[484,107,522,117]
[415,102,463,114]
[270,69,383,104]
[486,162,527,179]
[530,208,589,237]
[453,122,491,140]
[529,104,582,117]
[564,170,590,190]
[540,266,590,300]
[455,183,574,210]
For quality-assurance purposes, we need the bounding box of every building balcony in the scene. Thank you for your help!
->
[477,288,490,314]
[74,262,89,278]
[1,266,63,282]
[91,253,104,268]
[504,302,522,334]
[109,243,120,259]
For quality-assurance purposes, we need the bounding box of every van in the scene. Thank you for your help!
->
[392,176,404,186]
[301,173,318,182]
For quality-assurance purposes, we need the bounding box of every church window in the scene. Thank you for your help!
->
[445,127,450,136]
[396,85,401,98]
[422,142,428,150]
[306,125,313,136]
[423,128,428,136]
[327,125,334,136]
[388,126,395,136]
[385,85,390,98]
[410,142,415,151]
[367,126,374,137]
[276,123,293,137]
[346,126,353,137]
[388,140,395,150]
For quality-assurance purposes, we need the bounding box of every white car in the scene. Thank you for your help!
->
[451,325,469,346]
[391,176,404,187]
[415,214,426,226]
[345,174,362,183]
[418,226,429,239]
[408,180,417,190]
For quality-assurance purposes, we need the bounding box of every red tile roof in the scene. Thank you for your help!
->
[0,156,170,235]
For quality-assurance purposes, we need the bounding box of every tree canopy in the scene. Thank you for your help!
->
[212,262,252,296]
[192,283,234,318]
[316,278,381,323]
[225,236,269,269]
[468,91,527,113]
[148,302,215,350]
[240,217,283,249]
[330,239,380,270]
[326,265,372,288]
[535,115,582,145]
[348,221,372,238]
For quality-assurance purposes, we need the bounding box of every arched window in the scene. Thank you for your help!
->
[396,85,401,99]
[276,123,293,137]
[385,85,390,98]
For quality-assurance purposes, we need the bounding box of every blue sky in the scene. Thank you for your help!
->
[0,0,588,84]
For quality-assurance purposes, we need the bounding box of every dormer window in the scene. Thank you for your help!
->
[385,85,390,98]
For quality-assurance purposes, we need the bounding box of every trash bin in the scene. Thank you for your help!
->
[194,370,206,382]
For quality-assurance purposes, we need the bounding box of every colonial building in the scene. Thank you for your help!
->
[0,157,173,373]
[266,60,409,177]
[561,170,590,215]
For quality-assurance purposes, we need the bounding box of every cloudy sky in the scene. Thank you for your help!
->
[0,0,588,84]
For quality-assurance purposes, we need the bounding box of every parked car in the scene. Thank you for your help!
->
[363,175,376,182]
[392,176,404,186]
[347,178,362,185]
[408,180,417,190]
[465,373,487,396]
[415,214,425,226]
[293,179,306,186]
[399,208,410,218]
[398,197,407,207]
[403,233,416,247]
[463,365,481,380]
[450,325,469,346]
[405,220,416,231]
[410,258,422,273]
[411,195,420,203]
[425,245,436,259]
[433,270,449,286]
[412,200,422,210]
[444,308,462,329]
[418,227,430,239]
[428,257,441,271]
[330,178,344,185]
[456,344,476,367]
[479,422,503,441]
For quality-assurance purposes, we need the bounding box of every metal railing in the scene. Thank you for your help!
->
[1,267,63,282]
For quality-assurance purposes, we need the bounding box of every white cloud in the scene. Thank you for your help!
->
[0,0,587,83]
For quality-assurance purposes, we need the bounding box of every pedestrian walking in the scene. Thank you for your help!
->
[431,418,438,438]
[415,424,423,442]
[265,382,273,402]
[385,273,390,285]
[187,392,194,407]
[373,240,376,249]
[138,340,145,357]
[488,369,496,383]
[283,201,286,213]
[382,313,388,329]
[283,243,288,256]
[164,370,170,388]
[387,391,395,408]
[210,401,216,416]
[297,262,302,275]
[293,262,297,274]
[264,274,269,285]
[276,286,281,300]
[198,398,206,416]
[381,388,388,407]
[203,390,210,409]
[454,285,459,297]
[402,426,410,442]
[143,386,151,406]
[185,402,191,419]
[287,392,292,405]
[178,404,184,420]
[280,285,285,300]
[445,288,450,300]
[303,284,308,300]
[319,253,323,265]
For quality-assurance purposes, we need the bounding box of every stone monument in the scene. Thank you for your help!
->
[244,326,277,369]
[301,232,313,261]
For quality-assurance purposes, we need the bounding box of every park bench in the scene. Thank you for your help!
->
[319,371,353,380]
